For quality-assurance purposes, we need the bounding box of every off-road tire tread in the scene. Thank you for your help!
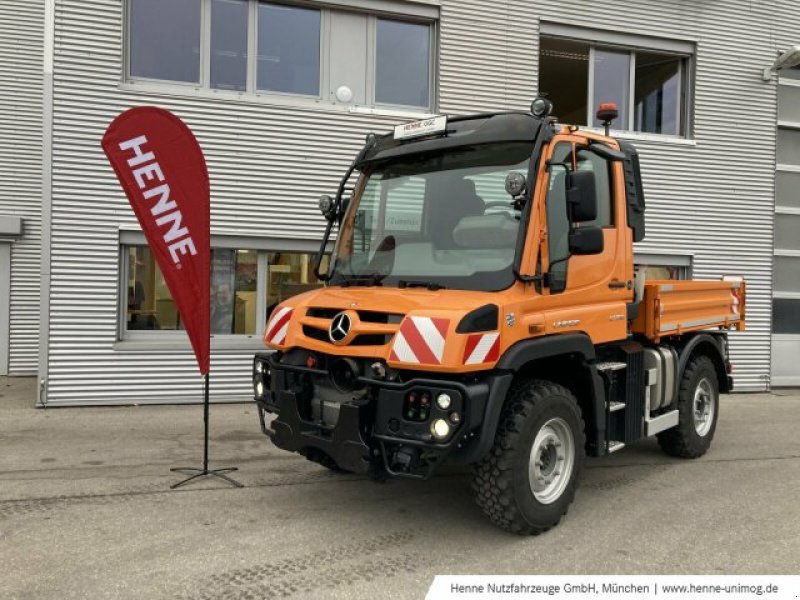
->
[657,354,717,459]
[471,380,585,535]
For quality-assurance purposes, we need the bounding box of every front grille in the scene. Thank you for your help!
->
[307,307,403,324]
[351,334,393,346]
[303,325,329,343]
[302,325,392,346]
[307,307,340,319]
[358,310,403,325]
[302,307,402,348]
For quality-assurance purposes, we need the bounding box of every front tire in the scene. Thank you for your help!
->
[657,354,719,458]
[472,380,585,535]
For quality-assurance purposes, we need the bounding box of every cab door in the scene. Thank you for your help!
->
[536,136,631,344]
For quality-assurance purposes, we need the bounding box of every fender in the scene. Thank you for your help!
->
[453,333,606,464]
[670,332,731,393]
[496,332,598,371]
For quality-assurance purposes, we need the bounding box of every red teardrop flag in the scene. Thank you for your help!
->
[102,107,210,375]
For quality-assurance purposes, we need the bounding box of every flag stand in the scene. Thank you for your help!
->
[170,372,242,489]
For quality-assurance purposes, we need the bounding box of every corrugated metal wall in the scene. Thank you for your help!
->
[535,0,789,392]
[46,0,444,404]
[0,0,44,375]
[44,0,795,403]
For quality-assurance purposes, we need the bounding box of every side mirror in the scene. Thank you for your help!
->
[569,226,604,255]
[319,194,335,221]
[567,171,598,222]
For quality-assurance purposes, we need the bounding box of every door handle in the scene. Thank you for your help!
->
[608,280,627,289]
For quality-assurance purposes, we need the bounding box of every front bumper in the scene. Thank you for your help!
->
[264,386,373,473]
[253,351,497,478]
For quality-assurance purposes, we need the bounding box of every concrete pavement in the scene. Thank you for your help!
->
[1,376,799,599]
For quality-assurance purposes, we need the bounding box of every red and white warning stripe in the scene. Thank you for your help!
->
[463,332,500,365]
[390,316,449,364]
[265,306,293,346]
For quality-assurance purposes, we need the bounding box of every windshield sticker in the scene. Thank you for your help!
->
[385,211,422,231]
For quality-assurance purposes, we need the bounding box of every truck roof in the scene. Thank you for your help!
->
[356,111,544,168]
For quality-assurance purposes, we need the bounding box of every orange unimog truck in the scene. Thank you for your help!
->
[252,99,745,534]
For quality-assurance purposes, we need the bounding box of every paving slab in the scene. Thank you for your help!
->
[1,376,799,599]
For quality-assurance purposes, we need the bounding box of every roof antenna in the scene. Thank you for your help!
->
[596,103,619,136]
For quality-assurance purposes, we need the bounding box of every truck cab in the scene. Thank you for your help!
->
[252,100,744,534]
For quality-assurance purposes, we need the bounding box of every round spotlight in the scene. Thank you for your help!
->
[530,97,553,118]
[318,194,334,219]
[255,361,264,374]
[431,418,451,440]
[255,380,265,397]
[504,171,526,197]
[436,393,452,410]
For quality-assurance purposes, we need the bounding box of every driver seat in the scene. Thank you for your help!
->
[430,178,485,249]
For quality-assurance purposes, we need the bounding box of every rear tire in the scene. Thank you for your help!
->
[472,380,585,535]
[657,354,719,458]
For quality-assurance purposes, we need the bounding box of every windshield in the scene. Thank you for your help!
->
[329,143,533,292]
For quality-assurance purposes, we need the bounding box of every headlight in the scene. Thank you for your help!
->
[430,418,451,440]
[436,393,452,410]
[255,360,264,374]
[255,380,265,398]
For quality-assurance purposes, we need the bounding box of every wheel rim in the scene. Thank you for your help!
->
[693,377,715,437]
[528,417,575,504]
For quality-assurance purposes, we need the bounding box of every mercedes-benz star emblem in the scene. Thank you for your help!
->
[329,312,352,344]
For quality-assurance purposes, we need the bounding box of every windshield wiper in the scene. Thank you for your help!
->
[398,279,446,291]
[339,273,384,287]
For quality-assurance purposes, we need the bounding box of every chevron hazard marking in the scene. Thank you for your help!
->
[265,306,292,345]
[463,332,500,365]
[390,316,449,364]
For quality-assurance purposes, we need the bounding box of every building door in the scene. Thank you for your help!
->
[772,78,800,387]
[0,242,10,375]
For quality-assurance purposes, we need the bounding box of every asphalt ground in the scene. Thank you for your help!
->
[1,376,799,599]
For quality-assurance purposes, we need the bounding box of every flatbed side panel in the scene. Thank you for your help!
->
[632,279,745,342]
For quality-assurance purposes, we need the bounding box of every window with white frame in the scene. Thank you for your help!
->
[633,253,691,281]
[538,28,693,137]
[126,0,437,110]
[121,244,327,339]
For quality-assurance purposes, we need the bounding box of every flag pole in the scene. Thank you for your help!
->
[170,369,242,489]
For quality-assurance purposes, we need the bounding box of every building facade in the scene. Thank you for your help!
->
[772,67,800,386]
[0,1,44,377]
[1,0,798,403]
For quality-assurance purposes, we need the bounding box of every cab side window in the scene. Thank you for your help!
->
[545,143,572,293]
[575,149,614,228]
[545,143,615,293]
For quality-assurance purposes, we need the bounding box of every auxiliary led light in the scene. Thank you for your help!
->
[436,393,452,410]
[431,418,451,440]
